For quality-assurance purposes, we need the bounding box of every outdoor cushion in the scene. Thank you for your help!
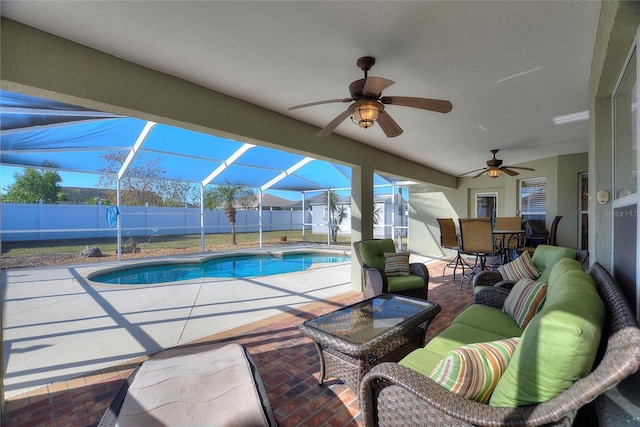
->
[429,337,520,403]
[384,252,410,276]
[420,323,517,360]
[114,343,271,427]
[398,347,445,376]
[490,258,604,407]
[400,320,521,388]
[453,304,525,338]
[502,278,547,329]
[358,238,397,270]
[497,251,540,281]
[531,245,576,283]
[386,275,425,292]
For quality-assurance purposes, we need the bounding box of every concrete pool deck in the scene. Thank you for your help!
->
[3,244,399,398]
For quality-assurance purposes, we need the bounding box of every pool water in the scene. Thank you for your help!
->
[90,252,350,285]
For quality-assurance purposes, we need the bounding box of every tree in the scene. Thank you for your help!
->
[2,166,65,203]
[204,181,256,244]
[96,151,193,206]
[324,189,350,244]
[87,197,114,205]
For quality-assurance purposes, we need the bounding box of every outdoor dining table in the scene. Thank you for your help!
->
[493,229,524,263]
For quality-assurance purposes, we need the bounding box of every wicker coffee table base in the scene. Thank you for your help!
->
[314,325,427,392]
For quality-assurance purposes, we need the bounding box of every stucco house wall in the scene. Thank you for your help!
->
[408,152,587,259]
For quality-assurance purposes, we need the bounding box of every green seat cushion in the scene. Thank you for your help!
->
[401,323,519,377]
[453,305,524,338]
[490,259,604,407]
[399,348,445,376]
[423,323,516,357]
[386,275,425,292]
[531,245,576,283]
[358,239,397,270]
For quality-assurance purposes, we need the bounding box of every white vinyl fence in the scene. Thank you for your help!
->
[1,202,312,242]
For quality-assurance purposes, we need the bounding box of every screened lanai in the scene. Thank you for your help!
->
[1,90,410,254]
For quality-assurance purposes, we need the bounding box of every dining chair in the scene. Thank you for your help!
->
[458,217,502,288]
[521,215,563,255]
[436,218,469,280]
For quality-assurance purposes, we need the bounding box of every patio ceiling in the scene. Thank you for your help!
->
[0,90,400,193]
[0,1,600,176]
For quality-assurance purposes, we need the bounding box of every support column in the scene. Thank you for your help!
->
[350,165,374,292]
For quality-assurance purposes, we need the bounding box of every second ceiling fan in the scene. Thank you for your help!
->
[460,149,535,179]
[288,56,453,138]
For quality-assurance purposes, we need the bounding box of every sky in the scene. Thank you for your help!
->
[0,165,334,202]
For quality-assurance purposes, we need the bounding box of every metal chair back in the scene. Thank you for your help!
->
[548,215,562,246]
[436,218,459,249]
[458,217,497,254]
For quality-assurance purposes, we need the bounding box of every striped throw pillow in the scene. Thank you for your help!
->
[503,278,548,329]
[384,252,410,276]
[429,337,520,403]
[498,251,540,281]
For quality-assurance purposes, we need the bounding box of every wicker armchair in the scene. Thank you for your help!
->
[353,239,429,300]
[360,262,640,427]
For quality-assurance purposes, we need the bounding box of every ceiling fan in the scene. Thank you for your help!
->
[288,56,453,138]
[460,149,535,179]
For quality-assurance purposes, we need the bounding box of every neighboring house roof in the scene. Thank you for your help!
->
[234,193,298,210]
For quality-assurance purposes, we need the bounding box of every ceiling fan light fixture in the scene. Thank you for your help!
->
[487,168,501,178]
[351,101,381,128]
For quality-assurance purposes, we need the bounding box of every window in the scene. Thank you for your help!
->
[520,178,546,221]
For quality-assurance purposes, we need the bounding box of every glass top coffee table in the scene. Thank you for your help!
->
[299,294,440,392]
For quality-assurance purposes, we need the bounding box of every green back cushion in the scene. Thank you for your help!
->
[531,245,576,283]
[386,275,425,292]
[359,239,396,270]
[490,258,604,407]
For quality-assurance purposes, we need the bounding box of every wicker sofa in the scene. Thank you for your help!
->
[360,260,640,426]
[472,245,584,304]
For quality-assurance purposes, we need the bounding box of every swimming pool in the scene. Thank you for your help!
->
[89,252,350,285]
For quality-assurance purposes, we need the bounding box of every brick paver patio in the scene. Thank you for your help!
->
[4,260,474,427]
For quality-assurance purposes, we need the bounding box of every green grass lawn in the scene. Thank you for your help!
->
[1,230,352,255]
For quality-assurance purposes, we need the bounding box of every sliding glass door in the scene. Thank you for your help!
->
[612,41,639,322]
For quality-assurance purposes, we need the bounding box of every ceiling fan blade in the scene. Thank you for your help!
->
[472,170,488,178]
[501,168,519,176]
[289,98,352,110]
[459,168,486,176]
[316,108,352,137]
[377,110,403,137]
[380,96,453,114]
[502,166,536,171]
[362,76,395,97]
